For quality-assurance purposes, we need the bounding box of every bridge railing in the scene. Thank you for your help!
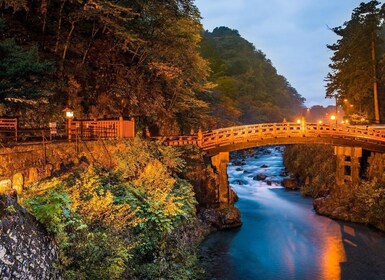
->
[202,123,304,149]
[152,135,198,146]
[157,123,385,149]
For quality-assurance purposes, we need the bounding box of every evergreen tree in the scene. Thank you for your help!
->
[326,1,385,123]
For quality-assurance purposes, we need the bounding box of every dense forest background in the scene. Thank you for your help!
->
[0,0,305,134]
[200,27,305,127]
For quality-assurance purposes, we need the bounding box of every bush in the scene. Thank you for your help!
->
[21,139,201,279]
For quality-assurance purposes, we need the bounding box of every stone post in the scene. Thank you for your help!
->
[211,152,230,205]
[197,128,203,148]
[119,116,124,139]
[334,146,362,186]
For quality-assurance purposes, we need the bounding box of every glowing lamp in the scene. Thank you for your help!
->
[63,107,74,119]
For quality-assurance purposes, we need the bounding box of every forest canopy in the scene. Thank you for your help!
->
[0,1,304,133]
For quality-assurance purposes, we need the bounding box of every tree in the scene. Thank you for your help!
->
[0,38,53,117]
[199,27,305,126]
[0,0,209,133]
[326,1,385,123]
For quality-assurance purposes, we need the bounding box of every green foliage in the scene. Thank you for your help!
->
[0,18,5,32]
[5,204,16,214]
[22,139,201,279]
[0,0,209,133]
[199,26,305,126]
[0,39,53,105]
[284,145,336,197]
[326,1,385,122]
[25,189,72,234]
[285,144,385,231]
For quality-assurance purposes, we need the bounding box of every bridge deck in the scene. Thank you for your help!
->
[155,123,385,154]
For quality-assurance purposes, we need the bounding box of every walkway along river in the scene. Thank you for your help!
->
[200,146,385,280]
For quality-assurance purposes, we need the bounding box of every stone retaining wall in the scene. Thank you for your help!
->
[0,140,124,194]
[0,195,61,279]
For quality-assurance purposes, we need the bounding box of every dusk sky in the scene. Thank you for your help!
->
[194,0,364,107]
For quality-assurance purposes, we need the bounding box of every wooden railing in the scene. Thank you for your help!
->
[157,123,385,150]
[0,118,18,142]
[69,118,135,140]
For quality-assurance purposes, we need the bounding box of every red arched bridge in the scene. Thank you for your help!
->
[155,122,385,155]
[155,122,385,204]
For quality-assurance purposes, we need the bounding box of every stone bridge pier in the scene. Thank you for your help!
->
[211,152,231,205]
[334,146,362,186]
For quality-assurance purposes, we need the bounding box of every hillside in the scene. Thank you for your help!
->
[200,27,305,127]
[1,2,304,133]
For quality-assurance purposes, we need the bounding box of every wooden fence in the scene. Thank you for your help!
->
[0,118,17,142]
[68,117,135,140]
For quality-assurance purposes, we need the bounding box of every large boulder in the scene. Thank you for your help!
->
[282,178,298,190]
[199,205,242,230]
[253,174,267,181]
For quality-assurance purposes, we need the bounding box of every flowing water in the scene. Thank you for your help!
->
[200,146,385,280]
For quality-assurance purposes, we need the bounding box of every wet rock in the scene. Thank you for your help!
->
[235,168,243,172]
[262,149,272,155]
[282,178,298,190]
[253,174,267,181]
[230,179,248,186]
[232,160,246,166]
[266,180,272,186]
[220,206,242,229]
[231,190,239,203]
[243,170,252,174]
[199,206,242,230]
[260,164,269,168]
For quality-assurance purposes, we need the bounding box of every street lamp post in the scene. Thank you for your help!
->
[63,107,74,141]
[331,114,336,125]
[334,95,338,125]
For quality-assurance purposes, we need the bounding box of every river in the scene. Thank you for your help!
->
[200,146,385,280]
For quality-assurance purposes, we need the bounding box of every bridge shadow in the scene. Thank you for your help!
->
[337,221,385,280]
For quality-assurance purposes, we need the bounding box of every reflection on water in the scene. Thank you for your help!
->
[200,147,385,280]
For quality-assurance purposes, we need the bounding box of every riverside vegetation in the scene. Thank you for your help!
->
[18,139,206,279]
[2,0,385,278]
[284,145,385,232]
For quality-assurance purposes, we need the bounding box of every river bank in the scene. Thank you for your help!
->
[200,146,385,280]
[284,145,385,232]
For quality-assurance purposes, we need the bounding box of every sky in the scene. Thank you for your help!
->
[194,0,365,107]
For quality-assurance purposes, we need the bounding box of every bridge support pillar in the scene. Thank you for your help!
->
[334,146,362,186]
[211,152,231,205]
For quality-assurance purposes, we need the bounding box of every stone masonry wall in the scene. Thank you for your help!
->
[0,194,61,279]
[0,140,127,194]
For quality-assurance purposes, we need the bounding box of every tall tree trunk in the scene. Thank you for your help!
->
[41,0,49,33]
[55,0,66,53]
[372,32,380,123]
[61,20,76,68]
[82,21,100,65]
